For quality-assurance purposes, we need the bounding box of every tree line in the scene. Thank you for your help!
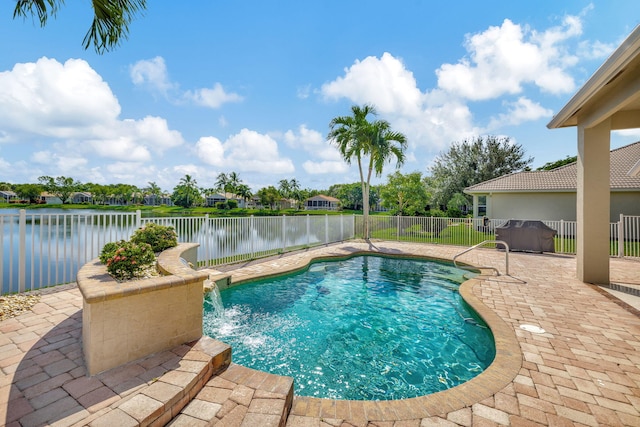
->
[2,103,568,227]
[1,133,548,217]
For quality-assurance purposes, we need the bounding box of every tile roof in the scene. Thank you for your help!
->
[307,194,340,202]
[465,141,640,193]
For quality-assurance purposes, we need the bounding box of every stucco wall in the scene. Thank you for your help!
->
[485,192,576,221]
[481,191,640,221]
[612,192,640,219]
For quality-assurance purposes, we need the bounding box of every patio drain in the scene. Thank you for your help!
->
[519,324,546,334]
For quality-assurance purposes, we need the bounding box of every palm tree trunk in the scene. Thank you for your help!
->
[358,156,370,239]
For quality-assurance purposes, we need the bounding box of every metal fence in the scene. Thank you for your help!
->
[2,210,639,295]
[1,211,354,295]
[356,215,639,258]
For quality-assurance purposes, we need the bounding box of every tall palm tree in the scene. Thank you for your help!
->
[227,172,241,195]
[145,181,162,205]
[215,173,229,193]
[289,178,302,209]
[178,174,198,207]
[236,184,252,206]
[278,179,291,199]
[328,104,407,239]
[13,0,147,54]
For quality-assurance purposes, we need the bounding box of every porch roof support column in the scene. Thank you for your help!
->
[576,119,611,284]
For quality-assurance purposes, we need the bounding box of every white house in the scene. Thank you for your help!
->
[0,190,18,203]
[205,192,246,208]
[305,195,340,211]
[465,142,640,221]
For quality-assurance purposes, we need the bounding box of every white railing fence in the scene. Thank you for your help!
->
[2,211,638,295]
[1,211,354,295]
[356,215,638,258]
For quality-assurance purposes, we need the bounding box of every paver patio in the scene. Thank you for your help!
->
[1,241,639,426]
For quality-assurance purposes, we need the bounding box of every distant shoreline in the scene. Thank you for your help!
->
[0,204,360,217]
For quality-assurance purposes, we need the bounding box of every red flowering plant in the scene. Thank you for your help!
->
[99,224,177,281]
[99,240,156,281]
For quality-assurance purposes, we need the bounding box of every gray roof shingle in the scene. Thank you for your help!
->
[465,141,640,193]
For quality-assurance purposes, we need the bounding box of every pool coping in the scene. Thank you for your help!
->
[207,247,523,421]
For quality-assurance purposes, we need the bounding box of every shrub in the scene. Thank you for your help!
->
[226,199,238,209]
[101,240,156,280]
[130,223,178,253]
[215,201,228,209]
[99,241,120,264]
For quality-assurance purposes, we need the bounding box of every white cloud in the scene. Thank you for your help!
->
[297,84,311,99]
[320,12,598,149]
[121,116,184,151]
[131,56,242,109]
[32,151,51,164]
[488,97,553,129]
[322,53,422,116]
[577,40,616,60]
[614,128,640,138]
[194,136,225,167]
[184,83,243,108]
[321,54,479,149]
[436,17,580,100]
[89,137,152,162]
[0,57,185,166]
[195,129,294,174]
[302,160,349,175]
[130,56,175,95]
[0,57,120,140]
[284,125,348,174]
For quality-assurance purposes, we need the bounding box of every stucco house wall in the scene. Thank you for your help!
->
[483,191,640,221]
[466,141,640,223]
[485,192,576,221]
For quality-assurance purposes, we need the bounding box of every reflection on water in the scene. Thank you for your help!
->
[1,209,348,293]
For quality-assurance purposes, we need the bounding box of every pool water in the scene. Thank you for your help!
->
[203,255,495,400]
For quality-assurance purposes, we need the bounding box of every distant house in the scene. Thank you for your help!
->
[71,192,92,204]
[305,195,340,211]
[0,190,18,203]
[464,141,640,221]
[143,194,173,206]
[40,192,62,204]
[205,192,246,208]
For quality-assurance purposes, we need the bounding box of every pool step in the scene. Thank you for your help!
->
[81,337,232,427]
[170,363,294,426]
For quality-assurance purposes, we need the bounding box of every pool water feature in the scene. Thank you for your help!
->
[203,255,495,400]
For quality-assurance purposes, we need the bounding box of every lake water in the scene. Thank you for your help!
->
[1,208,351,294]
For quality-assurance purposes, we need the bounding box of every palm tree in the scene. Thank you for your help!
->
[145,181,162,205]
[175,174,199,207]
[236,184,252,206]
[227,172,241,195]
[215,173,229,193]
[13,0,147,54]
[289,178,302,209]
[278,179,291,199]
[328,104,407,239]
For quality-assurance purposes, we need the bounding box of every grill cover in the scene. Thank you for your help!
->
[495,220,557,253]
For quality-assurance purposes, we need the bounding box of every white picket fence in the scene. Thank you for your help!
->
[1,210,639,295]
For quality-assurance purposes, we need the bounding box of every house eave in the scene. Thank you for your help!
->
[464,188,576,195]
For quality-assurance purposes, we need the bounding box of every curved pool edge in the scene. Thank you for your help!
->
[287,275,523,421]
[207,246,523,421]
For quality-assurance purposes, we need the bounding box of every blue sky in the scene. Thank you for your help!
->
[0,1,639,193]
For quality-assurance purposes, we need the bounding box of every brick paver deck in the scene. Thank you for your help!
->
[1,241,639,426]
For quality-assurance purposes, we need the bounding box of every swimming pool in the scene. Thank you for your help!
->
[203,255,495,400]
